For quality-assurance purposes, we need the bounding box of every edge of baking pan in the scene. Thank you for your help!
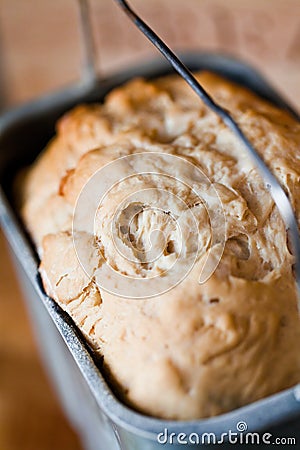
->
[1,51,300,441]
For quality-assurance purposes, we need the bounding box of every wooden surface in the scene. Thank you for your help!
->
[0,233,83,450]
[1,1,300,449]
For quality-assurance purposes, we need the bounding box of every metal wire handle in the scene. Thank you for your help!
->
[114,0,300,312]
[78,0,97,83]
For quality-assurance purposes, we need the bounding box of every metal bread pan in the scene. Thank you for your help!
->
[1,52,300,449]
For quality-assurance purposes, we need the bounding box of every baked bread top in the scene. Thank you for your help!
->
[19,72,300,419]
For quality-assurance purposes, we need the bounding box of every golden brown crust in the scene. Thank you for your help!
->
[19,72,300,419]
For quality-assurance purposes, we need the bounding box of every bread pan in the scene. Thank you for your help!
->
[1,52,300,449]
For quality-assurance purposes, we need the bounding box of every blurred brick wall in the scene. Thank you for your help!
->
[1,0,300,108]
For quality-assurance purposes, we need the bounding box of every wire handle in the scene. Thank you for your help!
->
[114,0,300,313]
[77,0,97,84]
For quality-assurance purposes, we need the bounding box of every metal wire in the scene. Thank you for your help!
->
[114,0,300,312]
[78,0,97,83]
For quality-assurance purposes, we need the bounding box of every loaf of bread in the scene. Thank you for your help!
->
[19,72,300,420]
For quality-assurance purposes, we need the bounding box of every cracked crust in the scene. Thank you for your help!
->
[19,72,300,419]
